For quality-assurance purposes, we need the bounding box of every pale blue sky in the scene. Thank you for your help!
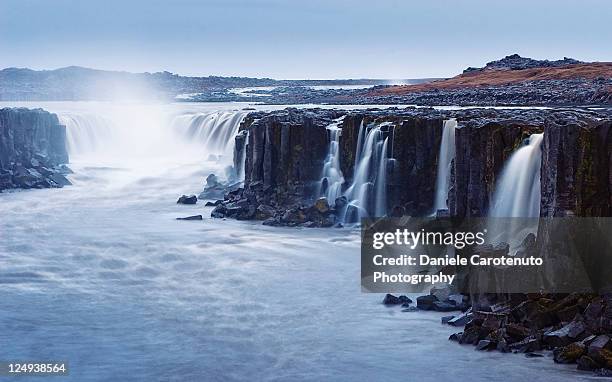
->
[1,0,610,79]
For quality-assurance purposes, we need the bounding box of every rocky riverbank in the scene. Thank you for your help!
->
[382,289,612,376]
[0,108,70,191]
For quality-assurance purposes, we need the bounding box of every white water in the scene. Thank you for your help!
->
[343,122,391,222]
[0,102,585,381]
[319,117,345,202]
[490,133,544,218]
[170,111,247,159]
[433,119,457,212]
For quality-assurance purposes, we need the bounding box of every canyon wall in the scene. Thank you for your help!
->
[0,108,70,191]
[213,107,612,225]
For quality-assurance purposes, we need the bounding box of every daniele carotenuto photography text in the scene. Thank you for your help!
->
[0,0,611,381]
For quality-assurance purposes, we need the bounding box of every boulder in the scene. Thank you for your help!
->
[476,340,496,351]
[544,320,587,348]
[553,342,585,364]
[417,295,439,310]
[314,197,330,214]
[382,294,412,305]
[177,194,197,204]
[577,356,601,371]
[447,312,473,327]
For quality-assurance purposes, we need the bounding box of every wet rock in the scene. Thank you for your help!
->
[402,307,418,312]
[509,336,541,353]
[262,217,281,226]
[441,315,455,325]
[433,301,459,312]
[211,204,227,218]
[476,340,496,351]
[177,194,197,204]
[199,173,228,200]
[255,204,276,220]
[449,332,462,342]
[588,347,612,369]
[281,208,307,224]
[577,355,600,371]
[314,197,330,214]
[49,173,71,187]
[176,215,203,221]
[459,327,482,345]
[205,200,222,207]
[544,320,587,348]
[0,108,69,192]
[334,196,348,210]
[447,312,473,327]
[553,342,585,364]
[525,352,544,358]
[417,295,439,310]
[382,294,411,305]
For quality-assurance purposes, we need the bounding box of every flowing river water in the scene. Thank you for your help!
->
[0,102,594,381]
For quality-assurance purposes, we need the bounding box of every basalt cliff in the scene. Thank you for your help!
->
[210,107,611,224]
[0,108,70,191]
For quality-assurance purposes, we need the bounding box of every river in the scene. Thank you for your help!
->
[0,102,593,381]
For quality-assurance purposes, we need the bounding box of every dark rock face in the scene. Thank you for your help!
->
[213,107,612,224]
[177,194,198,204]
[211,108,342,225]
[540,112,611,217]
[0,108,70,191]
[450,116,542,217]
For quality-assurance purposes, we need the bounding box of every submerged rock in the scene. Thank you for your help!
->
[176,215,203,221]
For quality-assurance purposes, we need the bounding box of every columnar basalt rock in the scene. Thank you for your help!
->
[0,108,70,191]
[212,109,340,224]
[450,118,542,217]
[213,107,612,225]
[540,112,611,217]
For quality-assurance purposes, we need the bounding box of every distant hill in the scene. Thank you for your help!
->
[369,55,612,105]
[0,66,423,101]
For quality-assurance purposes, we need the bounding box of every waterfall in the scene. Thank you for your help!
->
[433,119,457,212]
[343,122,391,223]
[489,133,544,218]
[59,113,115,156]
[170,111,247,158]
[374,137,389,217]
[319,117,346,202]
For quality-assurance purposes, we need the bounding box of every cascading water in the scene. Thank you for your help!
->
[319,117,346,202]
[343,122,391,223]
[433,119,457,212]
[170,111,247,159]
[489,133,544,218]
[60,113,115,156]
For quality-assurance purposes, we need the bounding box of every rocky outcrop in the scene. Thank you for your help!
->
[211,108,341,224]
[540,112,611,217]
[463,54,583,73]
[0,108,70,191]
